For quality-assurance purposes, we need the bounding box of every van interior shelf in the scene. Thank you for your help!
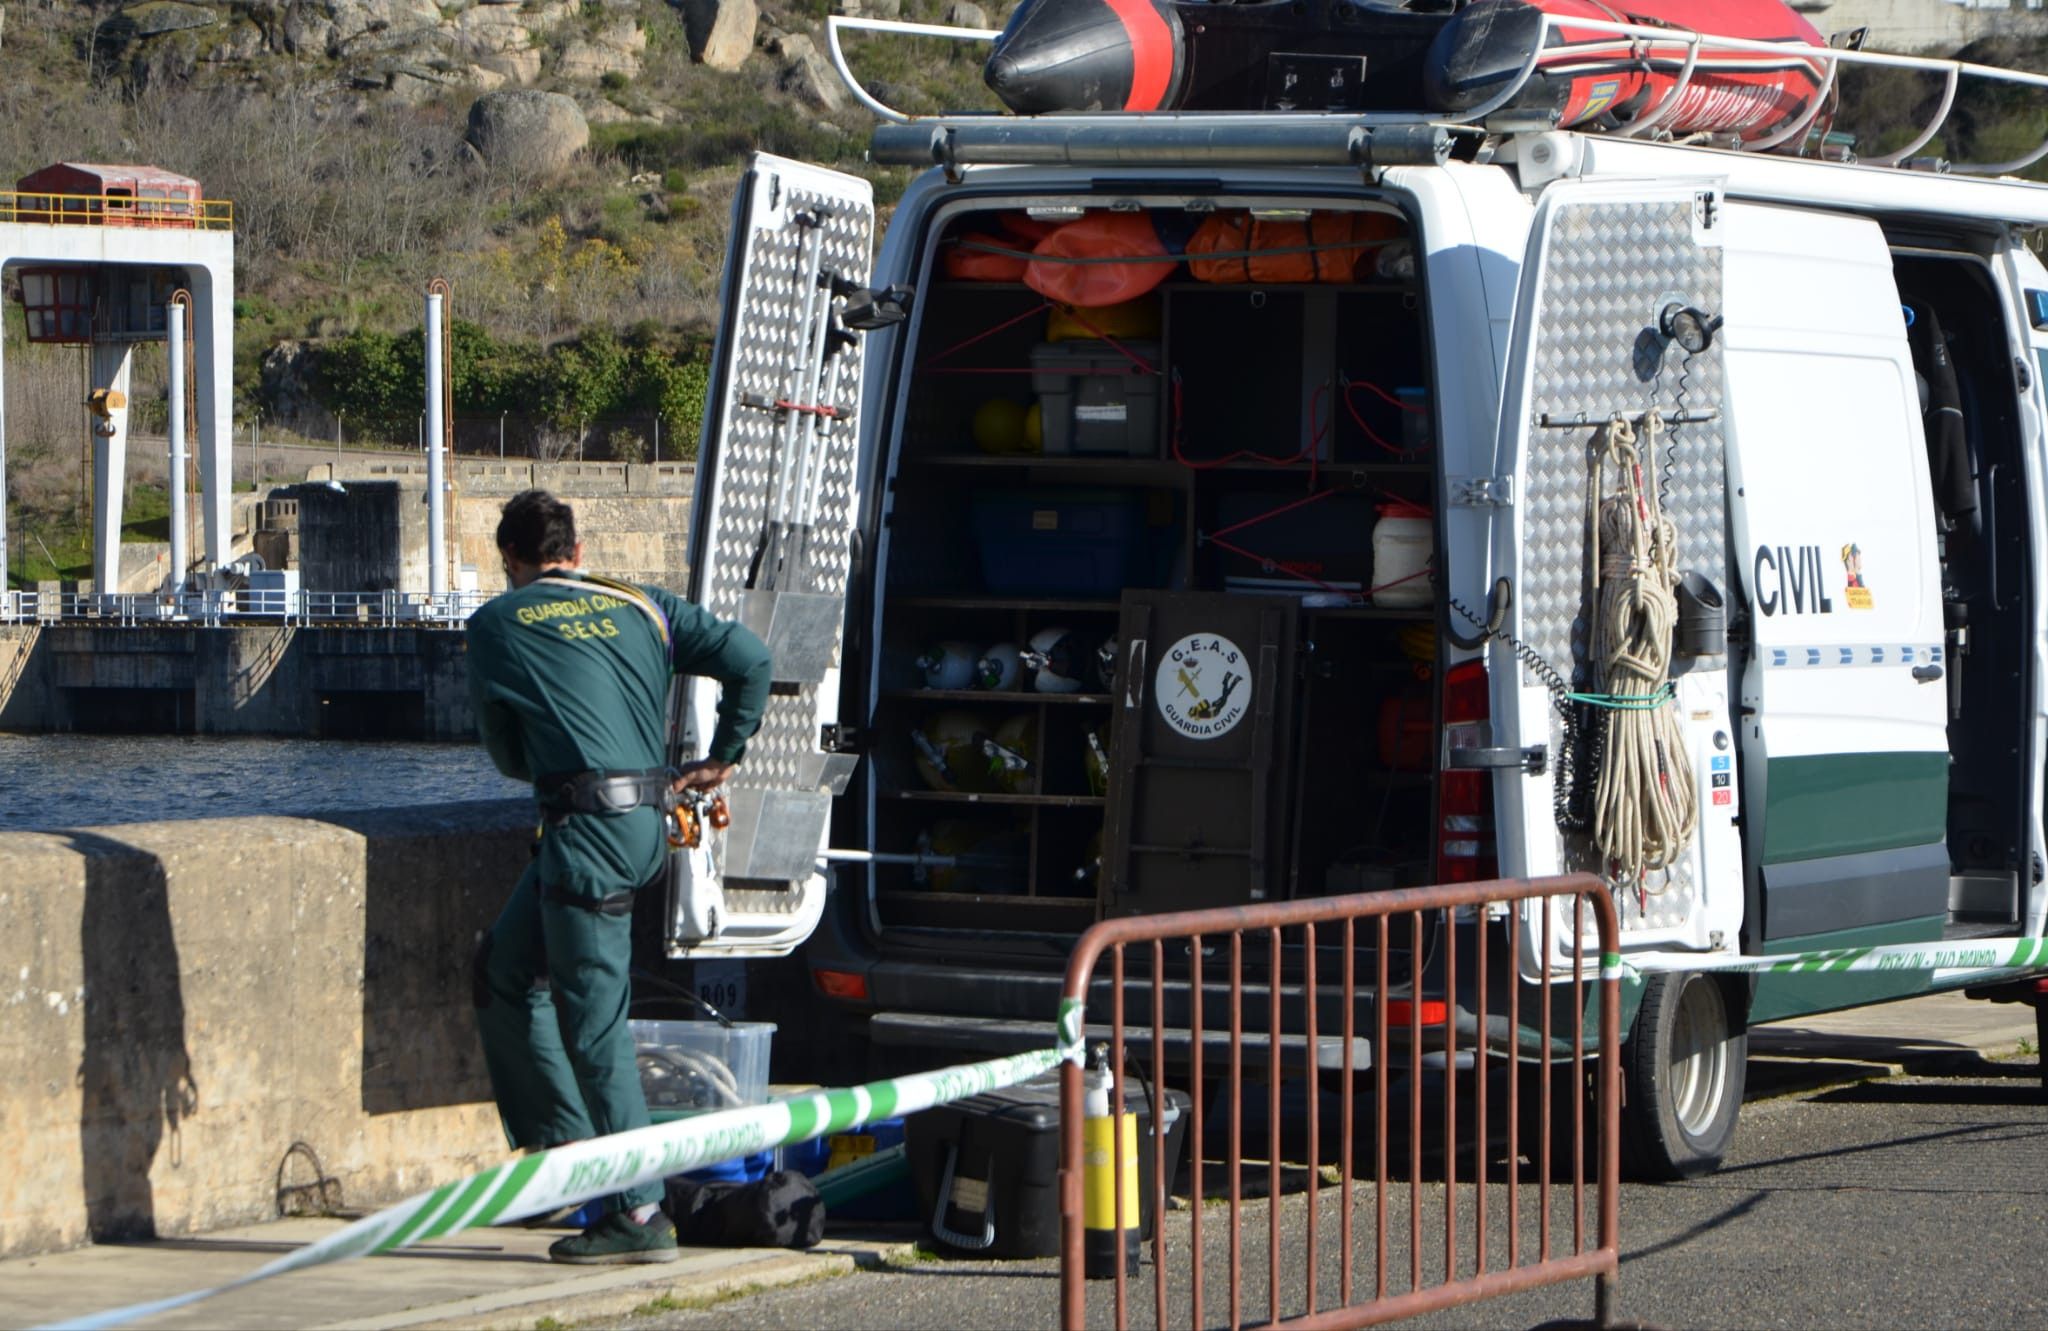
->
[883,790,1109,808]
[882,688,1112,705]
[862,198,1443,930]
[891,595,1123,612]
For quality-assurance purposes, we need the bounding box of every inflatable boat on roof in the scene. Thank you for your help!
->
[983,0,1832,145]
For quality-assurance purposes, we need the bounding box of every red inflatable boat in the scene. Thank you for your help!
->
[984,0,1832,146]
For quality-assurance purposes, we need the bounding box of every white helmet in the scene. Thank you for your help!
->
[1022,626,1090,694]
[916,641,979,691]
[976,641,1023,691]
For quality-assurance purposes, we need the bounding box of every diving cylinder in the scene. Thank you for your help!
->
[1081,1045,1139,1279]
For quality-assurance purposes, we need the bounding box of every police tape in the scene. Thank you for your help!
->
[1620,934,2048,979]
[46,1008,1089,1331]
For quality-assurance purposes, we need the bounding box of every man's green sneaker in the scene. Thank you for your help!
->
[547,1209,681,1265]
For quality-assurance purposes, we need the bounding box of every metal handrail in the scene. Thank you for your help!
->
[828,11,2048,178]
[3,587,491,627]
[0,188,234,230]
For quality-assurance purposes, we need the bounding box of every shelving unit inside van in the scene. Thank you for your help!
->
[864,203,1448,931]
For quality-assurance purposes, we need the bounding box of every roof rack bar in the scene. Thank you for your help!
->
[1746,57,1838,154]
[834,10,2048,183]
[870,118,1455,169]
[1865,64,1960,168]
[1614,32,1703,140]
[827,15,999,124]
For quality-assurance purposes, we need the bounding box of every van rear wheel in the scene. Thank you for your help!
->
[1620,972,1746,1180]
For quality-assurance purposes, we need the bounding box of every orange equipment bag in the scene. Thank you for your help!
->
[942,212,1059,282]
[1024,212,1180,307]
[1188,211,1401,284]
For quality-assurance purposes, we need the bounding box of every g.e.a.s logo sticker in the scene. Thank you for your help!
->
[1156,634,1252,739]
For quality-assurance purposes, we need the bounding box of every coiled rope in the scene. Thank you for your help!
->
[1589,413,1698,886]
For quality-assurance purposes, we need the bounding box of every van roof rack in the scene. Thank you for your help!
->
[827,13,2048,179]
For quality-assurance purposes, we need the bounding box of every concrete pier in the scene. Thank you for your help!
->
[0,624,475,737]
[0,800,527,1258]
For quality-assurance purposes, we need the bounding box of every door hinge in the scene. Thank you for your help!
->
[821,724,861,753]
[1449,475,1515,507]
[1447,744,1546,775]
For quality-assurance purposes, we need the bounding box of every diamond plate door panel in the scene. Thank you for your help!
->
[1508,186,1730,947]
[672,154,873,950]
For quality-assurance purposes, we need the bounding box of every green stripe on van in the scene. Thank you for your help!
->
[1761,751,1948,864]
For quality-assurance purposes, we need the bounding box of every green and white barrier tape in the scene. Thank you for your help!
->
[1625,934,2048,979]
[48,1004,1089,1331]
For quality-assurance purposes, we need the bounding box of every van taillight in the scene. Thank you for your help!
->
[1437,660,1498,884]
[813,968,870,1002]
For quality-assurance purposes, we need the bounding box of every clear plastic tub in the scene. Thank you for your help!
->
[630,1019,775,1112]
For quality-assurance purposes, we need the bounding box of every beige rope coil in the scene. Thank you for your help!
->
[1588,413,1698,887]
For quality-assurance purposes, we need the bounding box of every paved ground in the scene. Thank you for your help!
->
[0,991,2037,1331]
[624,1058,2048,1331]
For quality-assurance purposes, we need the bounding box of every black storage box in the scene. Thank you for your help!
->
[907,1071,1191,1259]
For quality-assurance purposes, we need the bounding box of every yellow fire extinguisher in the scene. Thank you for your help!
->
[1082,1044,1138,1278]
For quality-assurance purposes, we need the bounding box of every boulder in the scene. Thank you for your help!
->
[779,46,843,110]
[556,16,644,78]
[386,64,463,103]
[557,38,639,78]
[866,0,901,16]
[201,18,269,60]
[484,46,543,82]
[281,4,337,55]
[113,1,217,38]
[449,3,534,55]
[767,30,811,58]
[465,89,590,175]
[682,0,756,70]
[942,0,986,27]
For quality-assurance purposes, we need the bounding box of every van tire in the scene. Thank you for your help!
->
[1619,972,1746,1180]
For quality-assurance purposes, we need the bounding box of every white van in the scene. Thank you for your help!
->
[663,27,2048,1177]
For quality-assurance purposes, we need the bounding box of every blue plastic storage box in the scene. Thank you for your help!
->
[973,489,1151,597]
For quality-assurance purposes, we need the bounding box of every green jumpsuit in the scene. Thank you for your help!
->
[466,571,771,1210]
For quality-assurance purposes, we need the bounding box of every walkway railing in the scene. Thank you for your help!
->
[0,588,490,627]
[0,188,234,230]
[1058,874,1621,1330]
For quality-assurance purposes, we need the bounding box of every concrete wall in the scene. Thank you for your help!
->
[290,461,696,593]
[0,625,475,738]
[0,800,529,1258]
[1796,0,2048,51]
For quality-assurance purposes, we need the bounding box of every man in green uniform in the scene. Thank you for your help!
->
[466,489,772,1264]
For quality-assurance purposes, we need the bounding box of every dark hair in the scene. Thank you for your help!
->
[497,490,577,566]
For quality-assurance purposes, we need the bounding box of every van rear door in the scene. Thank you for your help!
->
[1487,177,1744,967]
[667,154,875,956]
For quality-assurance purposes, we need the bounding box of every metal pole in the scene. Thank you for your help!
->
[498,412,505,460]
[654,413,660,464]
[424,287,447,599]
[167,297,189,592]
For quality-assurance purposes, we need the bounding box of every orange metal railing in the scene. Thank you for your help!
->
[0,189,233,231]
[1058,874,1622,1330]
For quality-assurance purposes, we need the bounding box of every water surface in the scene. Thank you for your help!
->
[0,733,528,832]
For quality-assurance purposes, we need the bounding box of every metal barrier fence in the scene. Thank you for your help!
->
[0,588,492,627]
[1058,874,1620,1330]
